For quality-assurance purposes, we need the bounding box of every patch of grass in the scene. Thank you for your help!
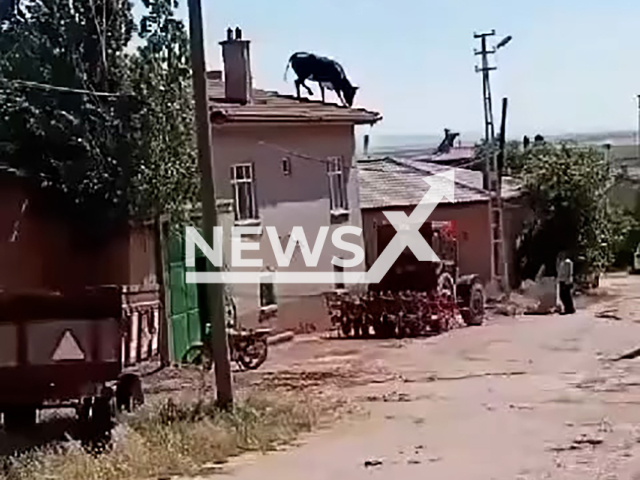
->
[2,393,333,480]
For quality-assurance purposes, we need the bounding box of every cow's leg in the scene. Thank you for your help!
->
[295,78,314,98]
[319,84,325,103]
[302,80,313,96]
[294,78,302,98]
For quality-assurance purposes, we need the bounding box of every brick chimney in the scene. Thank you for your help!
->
[220,27,252,104]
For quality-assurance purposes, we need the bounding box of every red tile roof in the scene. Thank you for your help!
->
[207,76,382,126]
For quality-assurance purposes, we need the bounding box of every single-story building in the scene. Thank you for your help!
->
[357,156,527,289]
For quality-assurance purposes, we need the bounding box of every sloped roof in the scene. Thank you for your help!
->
[358,156,522,210]
[207,76,382,125]
[430,146,476,163]
[367,145,476,165]
[609,144,639,162]
[626,167,640,181]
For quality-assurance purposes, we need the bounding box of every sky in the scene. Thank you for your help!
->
[174,0,640,140]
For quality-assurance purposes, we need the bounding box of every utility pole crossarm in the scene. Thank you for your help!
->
[475,66,497,73]
[474,30,496,38]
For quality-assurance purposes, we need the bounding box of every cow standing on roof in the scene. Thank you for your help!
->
[284,52,359,107]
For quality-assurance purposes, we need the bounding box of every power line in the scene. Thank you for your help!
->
[3,79,130,97]
[258,139,489,174]
[257,140,333,166]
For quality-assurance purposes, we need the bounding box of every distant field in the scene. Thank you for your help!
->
[360,130,639,157]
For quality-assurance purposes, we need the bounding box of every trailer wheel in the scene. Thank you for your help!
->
[3,406,37,432]
[461,283,485,326]
[116,373,144,413]
[340,319,352,337]
[83,391,115,454]
[353,317,367,338]
[371,317,384,338]
[78,397,92,423]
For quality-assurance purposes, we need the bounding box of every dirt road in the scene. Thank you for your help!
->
[200,274,640,480]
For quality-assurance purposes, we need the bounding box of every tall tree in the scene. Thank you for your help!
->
[0,0,199,235]
[128,0,199,221]
[0,0,136,236]
[515,143,634,282]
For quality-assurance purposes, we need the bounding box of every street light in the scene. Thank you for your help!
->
[496,35,513,50]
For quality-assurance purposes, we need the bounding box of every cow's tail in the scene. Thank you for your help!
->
[283,55,293,81]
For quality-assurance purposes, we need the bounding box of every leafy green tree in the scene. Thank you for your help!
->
[0,0,199,235]
[473,139,524,176]
[0,0,136,236]
[128,0,199,222]
[515,143,635,281]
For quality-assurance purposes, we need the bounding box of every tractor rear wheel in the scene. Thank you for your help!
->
[461,283,485,326]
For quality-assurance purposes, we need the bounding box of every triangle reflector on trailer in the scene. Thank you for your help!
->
[52,330,85,361]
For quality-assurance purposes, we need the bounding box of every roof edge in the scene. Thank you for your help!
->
[210,109,382,126]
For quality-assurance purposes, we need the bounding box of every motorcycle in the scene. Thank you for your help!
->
[227,327,271,370]
[182,290,271,371]
[182,327,271,371]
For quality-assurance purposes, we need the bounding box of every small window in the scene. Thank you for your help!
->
[230,163,258,221]
[260,271,277,307]
[327,156,348,212]
[333,262,345,290]
[282,157,291,176]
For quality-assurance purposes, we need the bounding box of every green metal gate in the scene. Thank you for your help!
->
[165,225,203,364]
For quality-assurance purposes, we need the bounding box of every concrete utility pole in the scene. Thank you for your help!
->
[474,30,512,293]
[187,0,233,407]
[474,31,497,149]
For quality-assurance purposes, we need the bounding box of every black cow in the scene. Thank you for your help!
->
[435,128,460,154]
[284,52,359,107]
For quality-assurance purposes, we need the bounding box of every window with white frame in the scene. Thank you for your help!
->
[327,156,348,212]
[230,163,258,221]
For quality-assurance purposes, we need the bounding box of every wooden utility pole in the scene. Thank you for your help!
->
[496,97,510,293]
[155,216,172,366]
[186,0,233,407]
[636,95,640,165]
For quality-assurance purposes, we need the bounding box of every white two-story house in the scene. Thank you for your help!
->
[207,27,382,333]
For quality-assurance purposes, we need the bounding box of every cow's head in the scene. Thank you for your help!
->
[342,84,359,107]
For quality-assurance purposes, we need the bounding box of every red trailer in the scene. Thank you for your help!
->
[0,287,141,436]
